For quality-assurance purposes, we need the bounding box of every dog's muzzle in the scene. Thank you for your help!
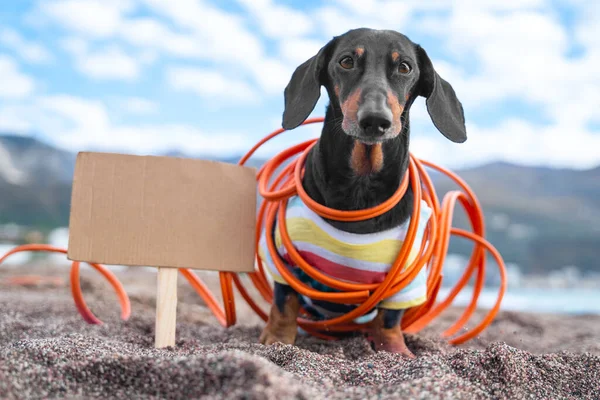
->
[356,93,393,142]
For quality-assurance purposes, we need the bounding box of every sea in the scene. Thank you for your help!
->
[436,286,600,315]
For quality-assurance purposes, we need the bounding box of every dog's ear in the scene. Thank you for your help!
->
[282,39,336,130]
[416,45,467,143]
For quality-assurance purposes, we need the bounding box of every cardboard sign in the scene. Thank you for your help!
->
[66,151,258,348]
[67,151,257,272]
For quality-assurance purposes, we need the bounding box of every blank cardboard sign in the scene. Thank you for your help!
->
[67,151,257,273]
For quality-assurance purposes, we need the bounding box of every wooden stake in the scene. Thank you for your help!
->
[155,267,178,348]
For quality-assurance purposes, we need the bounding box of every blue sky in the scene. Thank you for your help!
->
[0,0,598,169]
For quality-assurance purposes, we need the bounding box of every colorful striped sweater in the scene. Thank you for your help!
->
[258,195,432,322]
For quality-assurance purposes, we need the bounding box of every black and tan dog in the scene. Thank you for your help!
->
[259,28,467,358]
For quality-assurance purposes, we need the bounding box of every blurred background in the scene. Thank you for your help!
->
[1,0,599,314]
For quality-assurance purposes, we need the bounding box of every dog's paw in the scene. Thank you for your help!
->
[366,332,416,359]
[259,326,296,346]
[370,337,416,358]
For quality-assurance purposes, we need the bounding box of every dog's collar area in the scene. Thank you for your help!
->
[271,137,408,222]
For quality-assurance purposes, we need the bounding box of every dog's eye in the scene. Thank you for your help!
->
[339,56,354,69]
[398,62,411,74]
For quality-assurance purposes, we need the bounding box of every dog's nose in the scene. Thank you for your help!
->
[359,113,392,136]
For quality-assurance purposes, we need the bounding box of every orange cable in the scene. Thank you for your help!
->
[0,117,506,346]
[0,244,130,324]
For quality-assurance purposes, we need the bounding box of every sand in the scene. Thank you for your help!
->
[1,265,599,399]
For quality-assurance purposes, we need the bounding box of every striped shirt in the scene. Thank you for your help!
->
[258,195,432,322]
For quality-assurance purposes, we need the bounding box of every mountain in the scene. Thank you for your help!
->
[0,135,74,229]
[0,134,75,183]
[1,133,599,276]
[431,161,600,276]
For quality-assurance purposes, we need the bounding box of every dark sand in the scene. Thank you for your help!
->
[1,265,599,399]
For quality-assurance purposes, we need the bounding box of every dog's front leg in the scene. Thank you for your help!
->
[259,282,300,346]
[366,308,415,358]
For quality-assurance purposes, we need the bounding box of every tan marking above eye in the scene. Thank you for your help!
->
[391,51,400,62]
[355,47,364,57]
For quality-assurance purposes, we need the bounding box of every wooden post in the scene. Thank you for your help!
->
[155,267,178,348]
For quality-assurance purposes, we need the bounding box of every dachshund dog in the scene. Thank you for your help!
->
[258,28,467,358]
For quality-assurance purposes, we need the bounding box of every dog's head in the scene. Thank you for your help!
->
[282,28,466,145]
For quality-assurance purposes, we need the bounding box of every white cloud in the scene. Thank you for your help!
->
[236,0,314,39]
[0,101,73,135]
[0,104,34,132]
[121,97,159,115]
[119,17,170,45]
[39,95,111,131]
[60,37,88,55]
[411,117,600,170]
[166,67,258,103]
[313,6,372,38]
[36,95,249,155]
[33,0,295,96]
[0,28,53,64]
[278,38,323,65]
[61,39,141,81]
[332,0,378,15]
[415,5,597,114]
[76,46,140,80]
[574,1,600,49]
[139,0,292,95]
[313,0,450,37]
[141,0,247,38]
[74,124,251,155]
[140,0,262,62]
[453,0,546,11]
[0,55,35,98]
[119,18,203,59]
[2,94,254,156]
[246,59,293,95]
[35,0,135,38]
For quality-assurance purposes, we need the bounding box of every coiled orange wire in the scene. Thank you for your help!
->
[0,117,506,345]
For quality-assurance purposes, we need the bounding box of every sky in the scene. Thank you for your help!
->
[0,0,599,170]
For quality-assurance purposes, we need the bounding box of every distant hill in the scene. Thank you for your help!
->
[0,135,74,229]
[1,133,599,276]
[433,161,600,276]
